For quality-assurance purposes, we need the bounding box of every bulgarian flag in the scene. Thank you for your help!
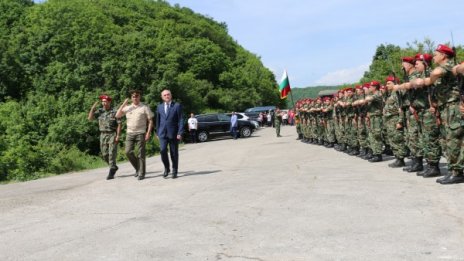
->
[279,70,291,99]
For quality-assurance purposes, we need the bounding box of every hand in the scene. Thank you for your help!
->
[429,107,436,114]
[145,132,151,141]
[114,135,119,144]
[396,123,402,130]
[177,134,182,141]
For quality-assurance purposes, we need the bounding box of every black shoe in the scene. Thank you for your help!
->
[327,142,334,148]
[138,174,145,180]
[163,169,170,178]
[106,167,118,180]
[403,158,415,172]
[350,148,359,156]
[172,169,178,179]
[134,172,139,178]
[440,173,464,185]
[368,154,382,162]
[422,163,441,178]
[389,158,405,168]
[407,157,423,172]
[363,150,373,160]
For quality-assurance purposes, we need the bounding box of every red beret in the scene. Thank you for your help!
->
[355,84,363,90]
[370,81,381,87]
[345,87,354,92]
[99,95,112,102]
[402,57,415,64]
[436,44,455,57]
[414,53,433,65]
[385,75,399,83]
[362,83,370,89]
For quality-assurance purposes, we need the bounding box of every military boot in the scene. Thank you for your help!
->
[339,143,347,152]
[422,162,441,178]
[403,157,415,172]
[407,157,423,172]
[383,145,394,156]
[368,154,383,162]
[350,147,360,156]
[363,149,373,160]
[107,166,118,180]
[358,148,366,157]
[439,170,464,185]
[388,157,405,168]
[327,142,334,148]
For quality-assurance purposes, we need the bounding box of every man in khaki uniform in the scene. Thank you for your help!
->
[116,90,154,180]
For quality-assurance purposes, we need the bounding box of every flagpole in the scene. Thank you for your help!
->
[285,69,295,109]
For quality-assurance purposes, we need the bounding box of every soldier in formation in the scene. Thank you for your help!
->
[294,44,464,185]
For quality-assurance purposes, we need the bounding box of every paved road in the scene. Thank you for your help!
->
[1,126,463,261]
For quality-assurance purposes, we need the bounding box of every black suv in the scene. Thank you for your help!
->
[186,113,256,142]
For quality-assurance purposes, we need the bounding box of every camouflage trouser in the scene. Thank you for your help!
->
[421,109,442,164]
[339,117,346,144]
[316,121,323,141]
[356,117,368,149]
[326,119,336,143]
[275,122,281,136]
[440,102,464,171]
[334,119,340,143]
[296,123,302,135]
[385,115,407,158]
[346,117,358,148]
[406,110,423,157]
[368,115,383,155]
[100,132,118,170]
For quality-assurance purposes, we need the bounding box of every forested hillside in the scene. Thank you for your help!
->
[0,0,282,181]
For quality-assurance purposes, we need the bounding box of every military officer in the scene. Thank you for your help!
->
[88,94,122,180]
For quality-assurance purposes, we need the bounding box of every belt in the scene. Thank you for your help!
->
[100,131,116,133]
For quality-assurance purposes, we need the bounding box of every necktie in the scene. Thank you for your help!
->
[165,103,169,114]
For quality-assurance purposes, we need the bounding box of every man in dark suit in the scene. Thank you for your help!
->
[156,89,184,179]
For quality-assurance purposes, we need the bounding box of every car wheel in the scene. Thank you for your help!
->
[240,126,252,138]
[197,131,209,142]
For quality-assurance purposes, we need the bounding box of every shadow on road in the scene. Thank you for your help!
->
[179,170,222,178]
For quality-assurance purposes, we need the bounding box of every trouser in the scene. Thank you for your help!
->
[357,117,368,149]
[275,123,281,136]
[406,110,423,157]
[385,115,407,158]
[421,109,442,164]
[125,133,146,176]
[367,115,383,155]
[160,136,179,170]
[326,119,336,143]
[100,132,118,170]
[189,129,197,143]
[440,102,464,171]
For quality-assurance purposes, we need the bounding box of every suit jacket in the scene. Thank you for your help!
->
[156,102,184,139]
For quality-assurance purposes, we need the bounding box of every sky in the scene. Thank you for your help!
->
[33,0,463,87]
[166,0,463,87]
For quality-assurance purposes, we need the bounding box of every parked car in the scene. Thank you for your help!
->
[185,113,256,142]
[244,106,276,121]
[226,112,259,129]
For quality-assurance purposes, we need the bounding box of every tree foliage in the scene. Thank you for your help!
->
[0,0,281,181]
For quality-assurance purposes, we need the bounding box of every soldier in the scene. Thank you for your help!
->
[322,96,336,147]
[383,76,408,167]
[410,44,464,184]
[414,53,442,177]
[403,56,428,173]
[275,108,282,137]
[116,90,154,180]
[88,94,122,180]
[359,81,384,162]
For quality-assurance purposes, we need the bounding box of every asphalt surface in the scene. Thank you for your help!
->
[1,126,464,261]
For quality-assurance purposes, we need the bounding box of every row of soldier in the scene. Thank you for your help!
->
[295,43,464,185]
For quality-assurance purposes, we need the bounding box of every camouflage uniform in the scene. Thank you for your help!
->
[383,90,408,160]
[94,107,121,171]
[434,60,463,179]
[366,90,384,158]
